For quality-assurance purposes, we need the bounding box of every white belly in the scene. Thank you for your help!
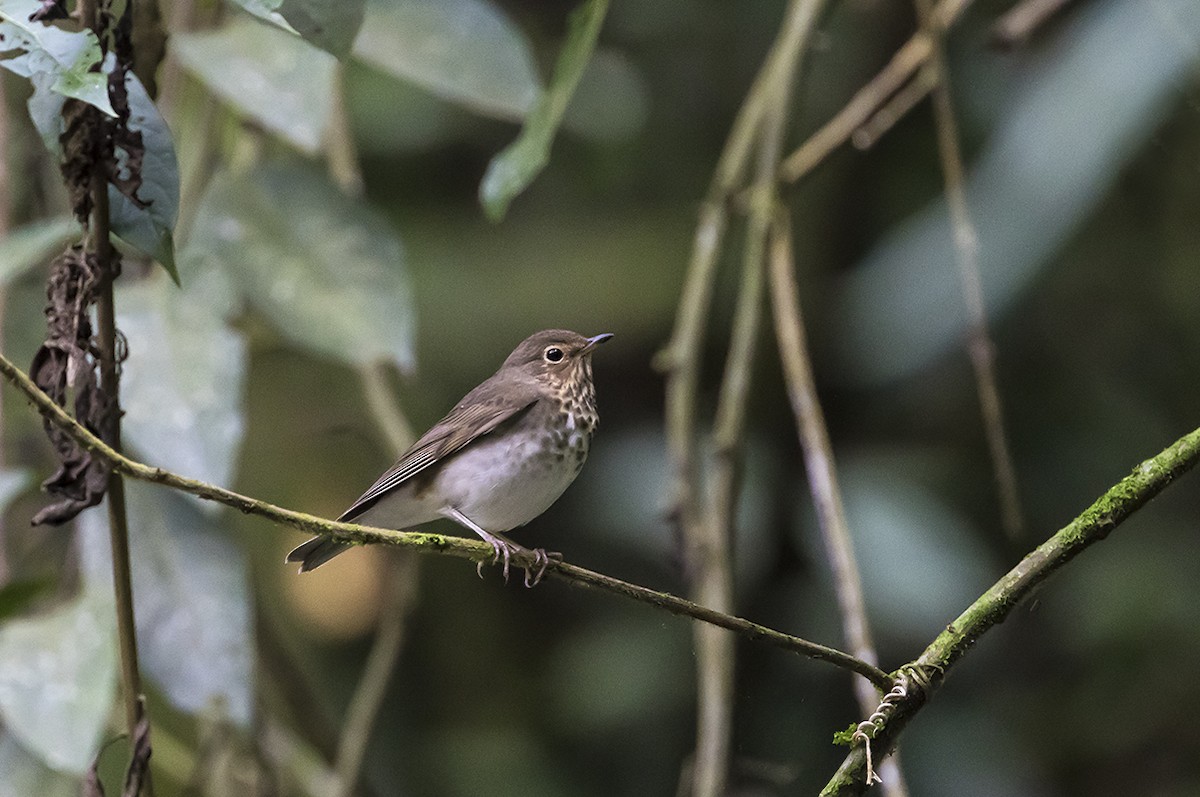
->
[434,424,588,531]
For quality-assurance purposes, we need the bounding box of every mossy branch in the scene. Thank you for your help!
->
[820,426,1200,795]
[0,350,890,690]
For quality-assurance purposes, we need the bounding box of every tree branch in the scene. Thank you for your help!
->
[820,426,1200,795]
[778,0,975,184]
[0,349,891,690]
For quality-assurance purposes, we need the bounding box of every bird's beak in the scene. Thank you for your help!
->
[581,332,614,354]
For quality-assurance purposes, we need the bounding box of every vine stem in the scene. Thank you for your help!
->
[819,426,1200,795]
[913,0,1024,539]
[767,211,910,795]
[0,348,891,690]
[74,5,151,792]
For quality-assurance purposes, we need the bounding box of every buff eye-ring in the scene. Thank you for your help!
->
[544,347,565,363]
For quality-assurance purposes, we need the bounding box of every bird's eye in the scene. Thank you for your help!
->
[544,347,565,363]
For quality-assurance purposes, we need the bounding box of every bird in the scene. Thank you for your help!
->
[286,329,613,586]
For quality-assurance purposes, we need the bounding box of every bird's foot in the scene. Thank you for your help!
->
[474,530,516,581]
[523,548,562,588]
[470,531,559,587]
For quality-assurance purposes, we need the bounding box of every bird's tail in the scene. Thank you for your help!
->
[285,536,351,572]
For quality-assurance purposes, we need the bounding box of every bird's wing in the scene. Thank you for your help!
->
[338,381,540,522]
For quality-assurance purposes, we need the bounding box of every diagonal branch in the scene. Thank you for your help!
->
[778,0,976,184]
[820,425,1200,795]
[0,349,891,690]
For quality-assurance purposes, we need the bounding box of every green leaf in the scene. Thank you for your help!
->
[352,0,539,121]
[0,218,76,285]
[229,0,366,58]
[108,67,180,281]
[185,164,415,370]
[0,0,114,115]
[0,580,53,625]
[0,586,117,774]
[0,733,79,797]
[479,0,609,221]
[172,20,336,153]
[117,272,245,493]
[79,484,254,726]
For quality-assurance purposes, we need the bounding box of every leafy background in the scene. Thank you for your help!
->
[1,0,1199,795]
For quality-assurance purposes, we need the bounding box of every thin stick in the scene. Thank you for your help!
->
[991,0,1074,48]
[321,78,422,797]
[778,0,976,184]
[330,361,419,797]
[0,349,892,690]
[849,62,938,151]
[331,553,418,797]
[767,210,909,796]
[0,69,10,584]
[819,425,1200,795]
[766,212,879,677]
[77,0,153,789]
[914,0,1024,538]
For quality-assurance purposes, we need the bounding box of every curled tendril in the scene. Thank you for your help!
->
[851,663,943,785]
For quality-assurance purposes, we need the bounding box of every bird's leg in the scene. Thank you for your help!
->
[441,508,559,587]
[444,507,517,582]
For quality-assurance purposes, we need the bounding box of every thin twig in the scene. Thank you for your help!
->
[686,3,830,794]
[819,425,1200,795]
[0,69,10,585]
[914,0,1024,538]
[325,63,364,199]
[331,361,419,797]
[322,78,421,797]
[766,210,909,797]
[356,361,414,453]
[331,553,418,797]
[778,0,976,184]
[991,0,1074,48]
[849,62,938,150]
[77,6,152,791]
[766,212,879,682]
[0,349,892,689]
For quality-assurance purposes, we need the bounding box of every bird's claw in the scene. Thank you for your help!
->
[522,548,563,588]
[472,529,559,587]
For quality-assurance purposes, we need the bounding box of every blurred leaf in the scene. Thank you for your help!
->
[345,62,458,154]
[0,733,79,797]
[0,585,117,774]
[0,579,53,624]
[352,0,539,121]
[479,0,609,221]
[79,484,255,727]
[186,163,415,370]
[231,0,366,57]
[108,66,179,281]
[117,272,245,494]
[172,21,335,153]
[0,217,77,285]
[562,48,649,143]
[0,0,114,115]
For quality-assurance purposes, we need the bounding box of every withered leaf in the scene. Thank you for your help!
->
[28,0,68,22]
[30,246,115,526]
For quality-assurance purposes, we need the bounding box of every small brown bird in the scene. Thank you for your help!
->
[287,329,612,586]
